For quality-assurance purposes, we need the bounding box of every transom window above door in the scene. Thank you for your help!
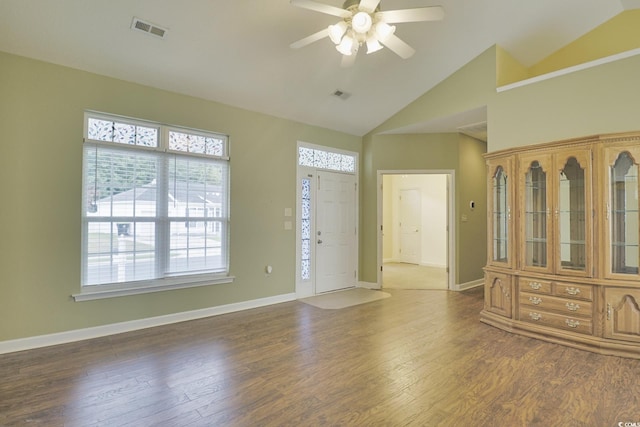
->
[298,146,356,174]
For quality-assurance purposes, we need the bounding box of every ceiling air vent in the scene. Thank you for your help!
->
[332,90,351,100]
[131,17,168,39]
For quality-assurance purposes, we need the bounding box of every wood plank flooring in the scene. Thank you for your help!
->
[1,288,639,426]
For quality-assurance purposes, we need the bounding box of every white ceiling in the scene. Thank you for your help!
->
[0,0,629,136]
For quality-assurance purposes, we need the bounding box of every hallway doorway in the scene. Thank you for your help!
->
[378,172,453,290]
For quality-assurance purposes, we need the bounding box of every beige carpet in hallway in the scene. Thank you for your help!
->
[383,262,448,290]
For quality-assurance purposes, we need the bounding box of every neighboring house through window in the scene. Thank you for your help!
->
[77,112,231,300]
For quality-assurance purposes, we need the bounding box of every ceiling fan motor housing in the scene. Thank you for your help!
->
[343,0,380,12]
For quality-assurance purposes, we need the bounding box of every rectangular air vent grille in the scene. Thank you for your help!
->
[131,17,168,39]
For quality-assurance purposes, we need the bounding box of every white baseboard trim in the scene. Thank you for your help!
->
[382,259,447,269]
[0,293,297,355]
[420,262,447,268]
[452,279,484,291]
[358,281,380,290]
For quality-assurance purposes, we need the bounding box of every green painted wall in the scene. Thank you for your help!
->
[368,47,497,136]
[491,52,640,151]
[0,51,360,341]
[359,132,487,285]
[360,48,495,286]
[6,13,640,343]
[361,29,640,287]
[457,134,488,284]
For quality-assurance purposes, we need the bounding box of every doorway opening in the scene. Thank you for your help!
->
[296,142,359,298]
[378,171,454,290]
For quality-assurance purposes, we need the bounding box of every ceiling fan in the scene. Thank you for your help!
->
[290,0,444,66]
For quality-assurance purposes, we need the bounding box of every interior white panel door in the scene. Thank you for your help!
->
[399,188,421,264]
[315,171,357,293]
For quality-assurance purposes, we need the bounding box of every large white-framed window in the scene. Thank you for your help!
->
[76,112,232,301]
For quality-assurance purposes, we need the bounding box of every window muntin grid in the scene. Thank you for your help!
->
[82,112,230,288]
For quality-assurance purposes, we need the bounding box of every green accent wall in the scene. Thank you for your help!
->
[360,47,495,286]
[491,52,640,151]
[361,16,640,288]
[5,9,640,343]
[0,51,360,341]
[359,133,487,285]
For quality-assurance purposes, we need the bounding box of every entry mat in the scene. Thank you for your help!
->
[299,288,391,310]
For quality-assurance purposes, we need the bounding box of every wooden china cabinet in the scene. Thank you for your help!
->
[481,131,640,358]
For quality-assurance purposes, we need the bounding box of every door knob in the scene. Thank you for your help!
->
[317,239,323,244]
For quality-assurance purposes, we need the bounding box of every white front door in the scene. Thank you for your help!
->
[315,171,357,293]
[399,188,421,264]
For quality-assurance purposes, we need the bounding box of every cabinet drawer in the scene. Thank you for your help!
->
[519,292,593,317]
[520,278,552,294]
[519,308,593,335]
[553,282,593,301]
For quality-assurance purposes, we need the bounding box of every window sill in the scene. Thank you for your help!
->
[72,274,235,302]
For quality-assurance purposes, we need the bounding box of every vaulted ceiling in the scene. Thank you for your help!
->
[0,1,633,136]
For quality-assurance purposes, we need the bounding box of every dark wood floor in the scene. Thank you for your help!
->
[1,288,639,426]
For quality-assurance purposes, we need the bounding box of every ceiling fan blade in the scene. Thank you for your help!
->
[290,0,351,18]
[290,28,330,49]
[377,6,444,23]
[358,0,381,14]
[341,52,357,68]
[380,34,415,59]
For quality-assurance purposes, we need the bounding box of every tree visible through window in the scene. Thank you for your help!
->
[82,113,230,289]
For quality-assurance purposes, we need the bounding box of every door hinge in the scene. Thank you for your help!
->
[381,265,383,272]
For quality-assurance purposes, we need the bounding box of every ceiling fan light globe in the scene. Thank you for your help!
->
[365,37,383,54]
[374,21,395,42]
[328,21,348,44]
[351,11,372,34]
[336,34,355,55]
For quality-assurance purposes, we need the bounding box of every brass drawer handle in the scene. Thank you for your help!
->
[529,282,542,291]
[565,287,581,296]
[565,319,580,328]
[529,296,542,305]
[529,312,542,321]
[565,302,580,312]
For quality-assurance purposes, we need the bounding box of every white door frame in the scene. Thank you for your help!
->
[376,170,455,290]
[295,142,359,298]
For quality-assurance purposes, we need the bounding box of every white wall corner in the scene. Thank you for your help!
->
[452,279,484,292]
[358,281,381,290]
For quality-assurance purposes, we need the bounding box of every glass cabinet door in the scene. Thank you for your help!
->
[606,148,640,278]
[520,155,552,272]
[555,150,592,277]
[487,158,513,267]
